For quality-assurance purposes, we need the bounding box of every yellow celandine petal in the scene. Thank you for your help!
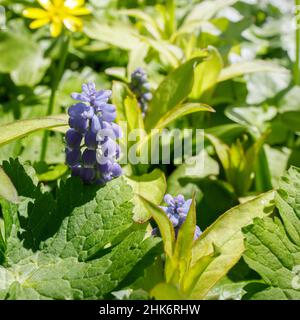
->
[37,0,53,10]
[29,18,50,29]
[69,7,91,16]
[23,8,48,19]
[64,0,85,9]
[50,20,63,37]
[53,0,64,7]
[63,16,83,32]
[23,0,89,37]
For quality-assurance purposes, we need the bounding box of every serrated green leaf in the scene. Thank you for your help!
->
[0,230,160,300]
[243,167,300,300]
[0,160,160,299]
[43,177,135,261]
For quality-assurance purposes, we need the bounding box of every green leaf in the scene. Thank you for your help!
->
[225,105,277,135]
[125,169,166,223]
[84,20,141,51]
[190,47,223,101]
[174,197,196,264]
[205,124,246,143]
[137,103,213,157]
[0,167,18,203]
[280,112,300,131]
[128,43,149,77]
[139,196,174,258]
[105,67,127,81]
[206,133,268,196]
[278,87,300,131]
[37,164,68,182]
[151,283,185,300]
[206,277,250,300]
[145,58,202,130]
[119,9,163,40]
[243,167,300,299]
[189,190,275,299]
[141,38,181,68]
[218,60,289,83]
[182,251,216,296]
[0,115,68,147]
[0,31,50,86]
[0,231,160,300]
[0,160,160,299]
[167,150,219,197]
[245,71,291,105]
[254,147,273,192]
[112,81,144,132]
[154,103,215,130]
[183,0,239,24]
[173,197,199,290]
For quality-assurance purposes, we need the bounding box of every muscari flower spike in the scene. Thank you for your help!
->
[129,68,152,117]
[66,82,122,185]
[23,0,91,38]
[153,194,202,240]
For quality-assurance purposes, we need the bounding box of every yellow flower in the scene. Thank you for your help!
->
[23,0,91,37]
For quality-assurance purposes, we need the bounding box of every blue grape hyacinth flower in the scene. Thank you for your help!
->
[153,194,202,240]
[129,68,152,117]
[66,82,122,185]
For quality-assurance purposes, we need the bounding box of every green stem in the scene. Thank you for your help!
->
[40,35,70,162]
[295,0,300,85]
[166,0,176,38]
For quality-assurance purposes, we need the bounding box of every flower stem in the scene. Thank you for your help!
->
[166,0,176,38]
[294,0,300,85]
[40,35,70,162]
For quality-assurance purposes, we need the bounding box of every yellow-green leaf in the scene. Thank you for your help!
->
[138,103,214,156]
[190,46,223,101]
[125,169,166,223]
[155,103,215,130]
[218,60,289,83]
[151,283,185,300]
[0,115,68,147]
[174,196,196,266]
[139,196,175,257]
[145,57,202,130]
[190,191,275,299]
[0,167,19,203]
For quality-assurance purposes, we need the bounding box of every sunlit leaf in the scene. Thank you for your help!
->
[218,60,289,83]
[0,167,19,203]
[190,46,223,101]
[0,115,68,147]
[190,191,275,299]
[139,196,175,258]
[125,169,166,223]
[145,57,202,130]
